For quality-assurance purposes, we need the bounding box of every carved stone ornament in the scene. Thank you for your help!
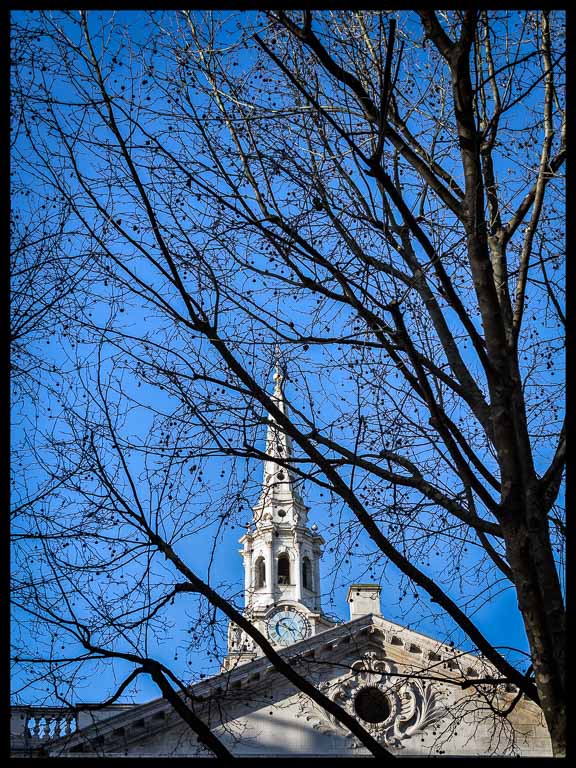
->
[227,621,256,653]
[296,651,447,750]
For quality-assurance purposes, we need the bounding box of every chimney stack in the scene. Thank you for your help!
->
[347,584,382,620]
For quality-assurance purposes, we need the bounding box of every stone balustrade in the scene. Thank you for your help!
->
[11,707,77,747]
[11,704,138,755]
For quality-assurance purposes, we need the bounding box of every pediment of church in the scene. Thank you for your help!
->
[36,613,550,758]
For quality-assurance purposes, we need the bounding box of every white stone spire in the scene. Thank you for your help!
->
[253,350,306,527]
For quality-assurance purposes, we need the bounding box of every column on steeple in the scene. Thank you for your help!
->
[243,546,252,606]
[293,537,302,602]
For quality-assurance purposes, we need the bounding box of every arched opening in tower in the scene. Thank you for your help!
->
[255,556,266,588]
[277,553,290,585]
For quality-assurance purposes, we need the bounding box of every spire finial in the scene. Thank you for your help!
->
[273,343,284,393]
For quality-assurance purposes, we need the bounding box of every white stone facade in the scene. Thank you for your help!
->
[12,614,552,757]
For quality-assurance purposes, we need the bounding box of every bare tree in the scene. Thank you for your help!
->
[11,9,565,756]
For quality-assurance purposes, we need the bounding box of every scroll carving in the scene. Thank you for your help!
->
[295,651,447,749]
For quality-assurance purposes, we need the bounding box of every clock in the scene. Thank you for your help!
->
[266,608,311,646]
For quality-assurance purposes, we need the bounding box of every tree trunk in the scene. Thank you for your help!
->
[503,504,565,756]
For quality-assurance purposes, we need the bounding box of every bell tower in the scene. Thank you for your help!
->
[222,351,335,670]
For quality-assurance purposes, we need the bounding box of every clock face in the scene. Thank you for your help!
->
[266,608,310,646]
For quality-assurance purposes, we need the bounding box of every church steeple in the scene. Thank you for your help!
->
[223,352,335,668]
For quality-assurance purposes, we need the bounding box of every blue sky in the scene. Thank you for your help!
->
[11,9,563,706]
